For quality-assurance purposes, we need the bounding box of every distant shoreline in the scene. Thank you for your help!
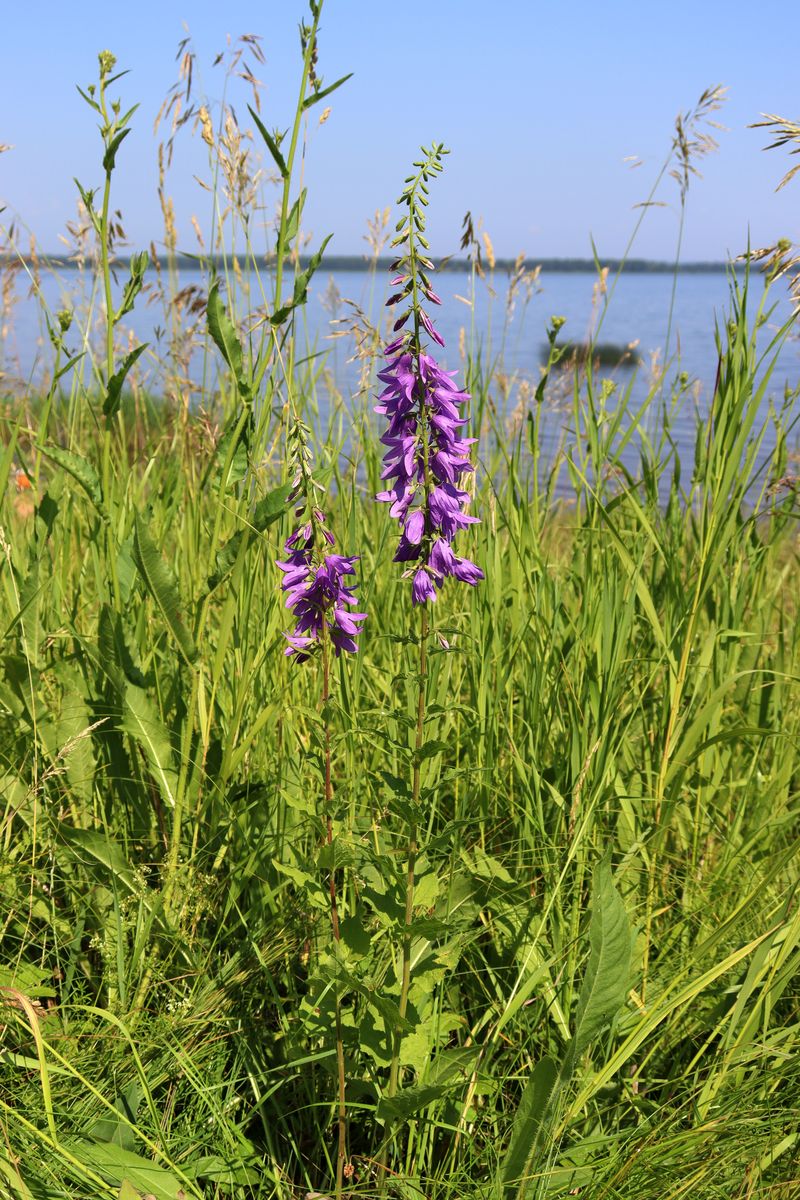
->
[1,253,745,275]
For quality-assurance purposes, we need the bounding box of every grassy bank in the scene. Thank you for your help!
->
[1,11,799,1200]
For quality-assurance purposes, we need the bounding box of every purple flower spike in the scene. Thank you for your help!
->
[376,149,482,604]
[277,531,366,662]
[375,309,483,604]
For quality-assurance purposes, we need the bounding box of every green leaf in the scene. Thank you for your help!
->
[248,105,288,178]
[132,514,197,668]
[75,85,101,114]
[272,859,328,909]
[499,1056,558,1197]
[571,853,632,1058]
[252,480,293,528]
[207,479,293,593]
[104,343,148,418]
[212,417,250,492]
[413,738,449,764]
[36,443,104,514]
[115,250,149,321]
[207,530,248,594]
[0,1159,34,1200]
[117,1183,140,1200]
[377,1082,451,1123]
[271,234,332,325]
[207,281,249,396]
[88,1080,142,1152]
[121,682,179,809]
[283,187,307,252]
[182,1155,259,1185]
[63,1140,187,1200]
[496,856,631,1199]
[56,824,137,893]
[302,72,353,110]
[53,664,96,805]
[102,127,131,172]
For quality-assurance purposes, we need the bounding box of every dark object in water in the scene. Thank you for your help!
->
[543,340,643,368]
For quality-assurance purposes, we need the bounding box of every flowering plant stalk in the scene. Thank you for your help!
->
[278,411,364,1195]
[375,143,483,1162]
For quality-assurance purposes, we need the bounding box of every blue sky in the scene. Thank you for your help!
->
[1,0,797,261]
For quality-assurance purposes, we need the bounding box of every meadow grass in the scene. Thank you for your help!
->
[1,10,799,1199]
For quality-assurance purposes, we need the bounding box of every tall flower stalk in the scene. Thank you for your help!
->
[278,412,364,1196]
[376,144,483,1155]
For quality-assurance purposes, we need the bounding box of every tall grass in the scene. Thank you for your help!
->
[1,8,799,1199]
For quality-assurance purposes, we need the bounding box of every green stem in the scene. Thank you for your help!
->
[273,2,322,316]
[322,625,348,1198]
[383,605,428,1176]
[96,71,122,606]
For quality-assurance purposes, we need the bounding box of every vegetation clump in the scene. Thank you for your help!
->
[0,9,798,1200]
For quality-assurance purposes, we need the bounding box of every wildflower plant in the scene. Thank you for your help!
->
[375,144,484,1165]
[277,407,363,1196]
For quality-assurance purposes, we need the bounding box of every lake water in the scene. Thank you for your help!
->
[3,264,799,486]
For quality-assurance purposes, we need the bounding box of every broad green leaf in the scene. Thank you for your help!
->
[121,681,179,809]
[104,343,148,418]
[117,1183,140,1200]
[102,126,131,172]
[377,1082,451,1123]
[0,417,20,494]
[212,417,250,492]
[414,738,448,763]
[207,280,248,396]
[283,187,307,251]
[252,480,294,527]
[496,856,631,1199]
[56,824,137,893]
[0,961,55,1000]
[499,1055,558,1197]
[133,514,197,668]
[182,1155,259,1185]
[36,443,104,514]
[63,1140,187,1200]
[0,1158,34,1200]
[53,664,96,804]
[207,481,292,592]
[571,853,632,1058]
[272,859,327,909]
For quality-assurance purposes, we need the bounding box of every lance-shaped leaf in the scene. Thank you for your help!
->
[283,187,307,256]
[499,1057,558,1198]
[497,854,632,1199]
[62,1138,187,1200]
[207,481,293,592]
[121,680,179,810]
[132,514,197,667]
[102,126,132,172]
[56,823,137,894]
[302,72,353,111]
[104,343,148,417]
[36,443,104,515]
[248,105,288,178]
[271,234,332,326]
[570,853,632,1059]
[213,416,250,492]
[207,281,250,398]
[115,249,149,321]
